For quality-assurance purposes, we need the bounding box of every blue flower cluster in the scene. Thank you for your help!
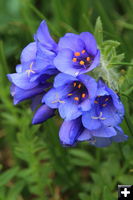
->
[7,21,128,147]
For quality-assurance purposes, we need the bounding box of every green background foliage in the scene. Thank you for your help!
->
[0,0,133,199]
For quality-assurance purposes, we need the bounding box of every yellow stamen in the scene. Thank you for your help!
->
[78,84,82,89]
[97,95,101,98]
[68,93,73,96]
[105,98,109,102]
[86,57,91,62]
[102,104,107,107]
[74,97,79,101]
[80,60,85,65]
[82,93,86,98]
[73,82,77,87]
[74,52,80,56]
[94,100,98,104]
[81,50,86,54]
[72,57,77,62]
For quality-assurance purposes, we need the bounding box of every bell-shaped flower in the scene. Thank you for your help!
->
[7,20,58,104]
[82,80,124,131]
[54,32,100,76]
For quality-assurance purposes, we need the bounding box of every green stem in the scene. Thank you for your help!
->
[124,115,133,136]
[110,62,133,66]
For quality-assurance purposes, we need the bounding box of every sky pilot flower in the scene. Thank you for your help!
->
[82,80,124,131]
[54,32,100,76]
[42,73,97,120]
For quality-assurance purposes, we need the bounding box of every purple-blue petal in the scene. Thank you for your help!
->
[86,50,100,72]
[16,64,22,73]
[111,126,128,142]
[59,118,83,146]
[54,49,79,76]
[91,126,117,137]
[20,42,37,63]
[90,137,112,147]
[78,74,97,99]
[11,83,48,104]
[77,129,92,141]
[59,99,82,120]
[82,109,101,130]
[32,104,54,124]
[35,43,56,72]
[79,32,98,56]
[58,34,85,52]
[35,20,57,50]
[42,86,71,109]
[101,104,122,127]
[78,99,91,112]
[106,86,124,115]
[54,73,77,88]
[7,73,39,90]
[31,94,43,111]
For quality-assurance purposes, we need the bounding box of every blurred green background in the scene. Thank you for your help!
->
[0,0,133,199]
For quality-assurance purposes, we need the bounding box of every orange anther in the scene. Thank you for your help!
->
[74,97,79,101]
[94,100,98,104]
[102,104,107,107]
[78,84,82,89]
[97,96,101,98]
[81,50,86,54]
[79,60,85,65]
[73,82,76,87]
[74,52,80,56]
[68,93,73,96]
[72,57,77,62]
[86,57,91,62]
[105,98,109,102]
[82,93,86,98]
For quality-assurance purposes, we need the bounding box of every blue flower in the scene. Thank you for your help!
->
[59,117,128,147]
[54,32,100,76]
[7,20,58,104]
[42,73,97,120]
[82,80,124,131]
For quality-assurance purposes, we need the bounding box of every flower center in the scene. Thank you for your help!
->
[94,95,111,108]
[67,81,88,103]
[72,49,93,68]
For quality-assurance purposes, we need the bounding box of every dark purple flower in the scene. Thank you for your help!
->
[54,32,100,76]
[59,117,128,147]
[42,73,97,120]
[82,80,124,130]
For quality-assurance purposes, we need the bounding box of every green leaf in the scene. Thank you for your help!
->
[0,167,19,187]
[79,193,89,200]
[103,40,120,48]
[69,149,94,166]
[118,175,133,185]
[103,186,114,200]
[7,181,25,200]
[94,17,103,46]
